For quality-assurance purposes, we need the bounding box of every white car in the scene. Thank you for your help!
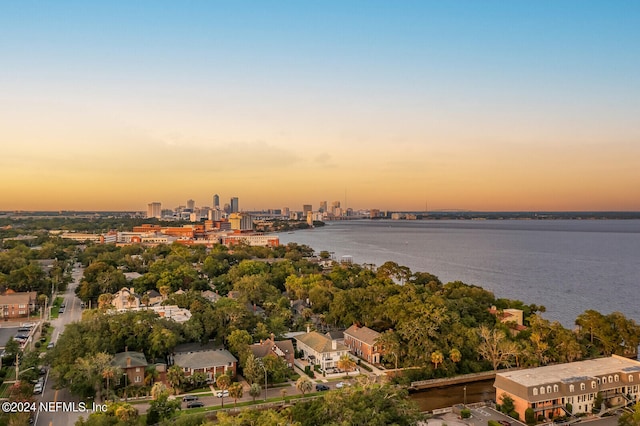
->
[216,390,229,398]
[33,383,43,395]
[336,382,350,389]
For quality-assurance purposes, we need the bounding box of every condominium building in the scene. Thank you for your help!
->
[147,202,162,219]
[494,355,640,421]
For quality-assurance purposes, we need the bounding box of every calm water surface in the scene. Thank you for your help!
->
[279,220,640,327]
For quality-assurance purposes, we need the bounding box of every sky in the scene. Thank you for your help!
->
[1,1,639,212]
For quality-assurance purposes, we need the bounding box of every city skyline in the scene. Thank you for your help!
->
[1,1,639,212]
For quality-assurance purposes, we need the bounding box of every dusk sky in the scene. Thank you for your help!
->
[1,1,639,211]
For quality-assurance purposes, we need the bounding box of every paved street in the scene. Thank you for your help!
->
[35,265,87,426]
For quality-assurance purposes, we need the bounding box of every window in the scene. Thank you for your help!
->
[136,368,140,372]
[554,385,559,393]
[533,388,538,396]
[135,376,141,383]
[581,383,586,391]
[614,375,618,382]
[540,387,545,395]
[602,377,607,384]
[547,386,552,394]
[569,384,575,392]
[629,375,634,382]
[592,381,597,389]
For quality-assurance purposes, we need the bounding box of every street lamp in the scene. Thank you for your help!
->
[463,386,467,406]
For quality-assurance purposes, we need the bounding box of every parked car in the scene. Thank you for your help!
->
[39,367,47,375]
[47,342,54,349]
[186,401,204,408]
[33,383,43,394]
[335,382,350,389]
[182,395,199,402]
[216,390,229,398]
[315,384,330,391]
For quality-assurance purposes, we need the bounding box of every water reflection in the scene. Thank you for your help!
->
[409,380,496,412]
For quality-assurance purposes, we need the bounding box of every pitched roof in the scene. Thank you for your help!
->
[344,325,381,346]
[250,338,294,359]
[295,331,348,354]
[112,351,148,369]
[174,349,237,369]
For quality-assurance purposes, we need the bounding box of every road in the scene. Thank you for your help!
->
[34,265,90,426]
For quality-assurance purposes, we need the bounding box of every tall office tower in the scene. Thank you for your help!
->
[282,207,290,217]
[230,197,239,213]
[319,201,327,213]
[147,202,162,219]
[331,201,341,216]
[209,208,223,221]
[223,203,231,214]
[303,204,312,215]
[186,199,195,211]
[213,194,220,208]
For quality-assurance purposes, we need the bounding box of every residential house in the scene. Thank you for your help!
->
[0,291,37,319]
[494,355,640,421]
[143,290,163,307]
[201,290,221,304]
[250,336,295,369]
[112,288,141,311]
[112,351,148,386]
[344,324,382,364]
[171,342,238,382]
[294,331,349,371]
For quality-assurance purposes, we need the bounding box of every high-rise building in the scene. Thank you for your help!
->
[213,194,219,208]
[229,213,253,231]
[147,202,162,219]
[282,207,290,217]
[231,197,239,213]
[319,201,327,213]
[186,199,195,211]
[302,204,312,215]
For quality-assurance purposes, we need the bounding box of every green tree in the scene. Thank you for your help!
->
[147,389,180,423]
[296,375,313,397]
[337,354,357,376]
[477,326,518,371]
[619,402,640,426]
[216,373,232,408]
[166,365,185,395]
[431,350,444,369]
[249,383,262,402]
[229,382,243,410]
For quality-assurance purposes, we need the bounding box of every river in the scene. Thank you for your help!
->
[278,219,640,328]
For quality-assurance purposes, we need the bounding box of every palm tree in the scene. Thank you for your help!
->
[216,373,231,408]
[229,382,243,410]
[166,365,184,395]
[141,293,150,309]
[159,285,171,301]
[449,348,462,364]
[337,354,357,376]
[102,365,121,401]
[249,383,261,402]
[127,293,136,309]
[296,376,313,397]
[97,293,113,310]
[431,350,444,369]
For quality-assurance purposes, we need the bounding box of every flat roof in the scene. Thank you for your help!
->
[496,355,640,387]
